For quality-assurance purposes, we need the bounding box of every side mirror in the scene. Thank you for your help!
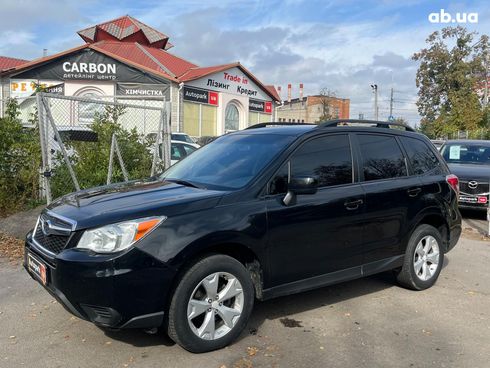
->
[289,176,318,195]
[283,176,318,206]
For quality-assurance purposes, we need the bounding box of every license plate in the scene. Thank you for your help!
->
[459,195,478,203]
[27,253,47,285]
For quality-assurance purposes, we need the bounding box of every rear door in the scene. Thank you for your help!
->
[355,133,422,266]
[399,135,450,217]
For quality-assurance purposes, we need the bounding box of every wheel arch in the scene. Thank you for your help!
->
[412,210,450,251]
[165,241,266,312]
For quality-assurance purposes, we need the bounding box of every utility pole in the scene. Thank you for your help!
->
[371,84,378,120]
[389,88,394,117]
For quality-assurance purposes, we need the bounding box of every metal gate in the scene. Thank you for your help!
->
[36,92,171,203]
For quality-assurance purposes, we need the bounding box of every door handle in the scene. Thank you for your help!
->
[344,199,363,210]
[407,187,422,197]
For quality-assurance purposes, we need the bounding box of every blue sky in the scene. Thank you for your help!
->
[1,0,489,124]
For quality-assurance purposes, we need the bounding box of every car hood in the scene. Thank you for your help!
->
[46,179,225,230]
[448,163,490,182]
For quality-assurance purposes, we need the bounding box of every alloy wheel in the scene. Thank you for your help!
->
[187,272,244,340]
[413,235,440,281]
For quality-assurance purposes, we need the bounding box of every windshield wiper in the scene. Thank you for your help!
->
[165,178,204,189]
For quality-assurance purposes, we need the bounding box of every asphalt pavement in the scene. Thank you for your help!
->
[1,227,489,367]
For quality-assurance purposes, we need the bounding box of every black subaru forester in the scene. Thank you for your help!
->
[24,120,461,353]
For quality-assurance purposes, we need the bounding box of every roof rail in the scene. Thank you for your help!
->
[246,122,315,130]
[318,119,415,132]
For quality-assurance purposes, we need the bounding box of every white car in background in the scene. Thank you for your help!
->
[171,132,200,148]
[158,140,199,166]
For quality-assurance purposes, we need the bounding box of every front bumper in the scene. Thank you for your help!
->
[24,232,175,329]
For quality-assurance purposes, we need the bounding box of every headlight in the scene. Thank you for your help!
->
[77,216,166,253]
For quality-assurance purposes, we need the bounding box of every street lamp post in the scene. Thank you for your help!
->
[371,84,379,120]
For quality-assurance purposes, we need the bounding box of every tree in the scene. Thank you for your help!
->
[316,88,337,122]
[0,99,42,215]
[413,26,487,138]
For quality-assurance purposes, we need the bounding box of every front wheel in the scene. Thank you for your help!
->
[167,255,254,353]
[396,224,444,290]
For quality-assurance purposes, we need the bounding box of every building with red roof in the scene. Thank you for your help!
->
[0,56,28,71]
[0,16,280,136]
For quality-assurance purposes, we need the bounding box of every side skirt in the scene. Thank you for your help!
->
[261,255,404,301]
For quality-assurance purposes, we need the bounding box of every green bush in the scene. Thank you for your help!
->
[50,105,155,199]
[0,99,42,216]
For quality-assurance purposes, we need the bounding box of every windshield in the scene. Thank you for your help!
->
[171,134,194,144]
[161,133,295,190]
[441,143,490,165]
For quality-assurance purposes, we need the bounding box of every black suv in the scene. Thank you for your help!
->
[24,120,461,353]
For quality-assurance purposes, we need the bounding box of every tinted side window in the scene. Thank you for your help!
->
[291,135,352,187]
[358,134,407,181]
[400,137,442,175]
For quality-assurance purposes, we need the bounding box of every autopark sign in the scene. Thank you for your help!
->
[249,99,272,114]
[183,86,218,106]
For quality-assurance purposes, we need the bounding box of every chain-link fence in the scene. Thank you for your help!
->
[36,92,171,203]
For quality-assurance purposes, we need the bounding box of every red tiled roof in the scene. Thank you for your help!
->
[178,62,238,80]
[78,15,173,50]
[89,42,178,82]
[265,85,280,102]
[0,56,28,71]
[136,44,197,77]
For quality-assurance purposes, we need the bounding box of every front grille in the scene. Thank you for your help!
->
[460,180,490,195]
[33,213,72,255]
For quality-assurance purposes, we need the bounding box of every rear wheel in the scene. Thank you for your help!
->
[167,255,254,353]
[396,224,444,290]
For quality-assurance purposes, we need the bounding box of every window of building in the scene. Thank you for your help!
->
[358,134,407,181]
[183,102,199,136]
[75,87,105,125]
[225,103,239,132]
[400,137,441,175]
[291,134,353,187]
[201,105,217,136]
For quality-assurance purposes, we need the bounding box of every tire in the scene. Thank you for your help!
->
[167,254,254,353]
[396,224,444,290]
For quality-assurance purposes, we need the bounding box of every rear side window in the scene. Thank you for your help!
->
[358,134,407,181]
[291,134,353,187]
[400,137,442,175]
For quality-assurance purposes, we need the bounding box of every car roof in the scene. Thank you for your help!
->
[234,125,315,136]
[233,124,424,139]
[444,139,490,146]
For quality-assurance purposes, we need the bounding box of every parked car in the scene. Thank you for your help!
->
[169,140,198,165]
[171,132,199,147]
[24,120,461,353]
[440,139,490,210]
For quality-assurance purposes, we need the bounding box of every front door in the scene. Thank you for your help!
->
[265,134,364,287]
